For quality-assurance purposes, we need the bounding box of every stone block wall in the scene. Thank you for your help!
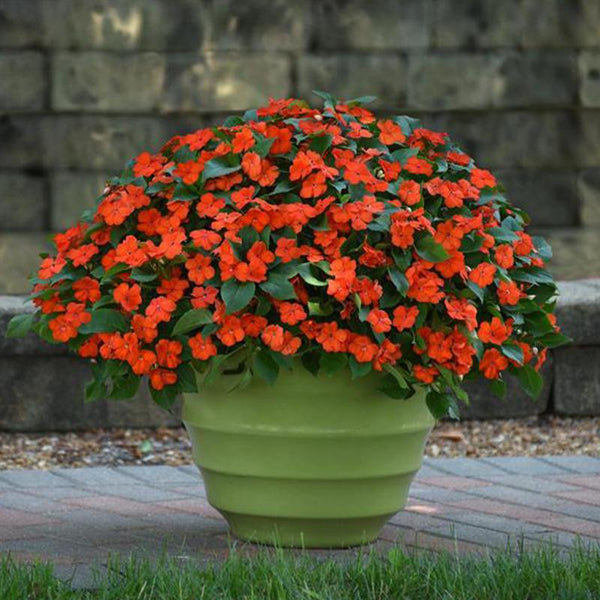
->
[1,0,600,291]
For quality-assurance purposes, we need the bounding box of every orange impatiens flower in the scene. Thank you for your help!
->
[398,180,421,206]
[113,282,142,312]
[366,309,392,334]
[188,333,218,360]
[278,302,307,326]
[377,119,406,145]
[392,305,420,332]
[479,348,509,379]
[72,277,101,304]
[185,254,215,285]
[149,368,178,390]
[115,236,148,267]
[217,315,245,347]
[15,94,563,415]
[497,280,522,305]
[469,263,497,288]
[155,339,182,369]
[478,317,513,345]
[316,322,348,353]
[348,334,379,363]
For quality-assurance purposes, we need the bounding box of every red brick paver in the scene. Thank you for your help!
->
[1,457,599,585]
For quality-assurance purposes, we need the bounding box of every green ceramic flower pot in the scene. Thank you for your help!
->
[182,364,434,548]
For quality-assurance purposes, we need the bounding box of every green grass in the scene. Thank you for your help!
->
[1,543,600,600]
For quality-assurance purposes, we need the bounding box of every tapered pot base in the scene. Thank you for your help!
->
[221,511,392,548]
[183,365,434,549]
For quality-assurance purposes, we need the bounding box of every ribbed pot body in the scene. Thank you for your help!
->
[182,365,434,548]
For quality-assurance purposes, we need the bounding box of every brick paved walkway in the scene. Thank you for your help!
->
[1,457,600,587]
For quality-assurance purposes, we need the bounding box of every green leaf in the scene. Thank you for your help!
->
[109,373,140,400]
[516,364,544,399]
[267,180,296,196]
[466,280,485,303]
[392,115,421,136]
[172,183,199,201]
[388,266,409,295]
[171,309,213,336]
[524,312,555,337]
[532,236,553,260]
[253,136,275,157]
[383,363,409,389]
[415,234,450,263]
[348,355,372,379]
[84,377,107,403]
[78,309,128,334]
[130,268,158,282]
[259,274,296,300]
[511,267,554,286]
[379,374,414,399]
[319,352,347,376]
[488,227,519,244]
[426,391,460,420]
[309,134,333,154]
[312,89,336,108]
[297,263,328,287]
[307,300,334,316]
[390,147,419,165]
[221,280,256,314]
[202,159,241,182]
[536,331,572,349]
[301,351,320,376]
[6,313,35,338]
[223,115,245,127]
[150,384,179,410]
[253,348,280,384]
[501,343,525,365]
[347,95,377,105]
[176,363,198,393]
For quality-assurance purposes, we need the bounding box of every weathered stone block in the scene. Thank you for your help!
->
[495,169,579,227]
[427,111,580,169]
[41,116,166,171]
[554,347,600,416]
[50,171,111,231]
[297,54,408,108]
[0,116,43,169]
[313,0,429,49]
[533,227,600,281]
[579,51,600,107]
[0,296,67,357]
[461,359,552,420]
[578,168,600,227]
[520,0,600,48]
[408,52,576,111]
[433,0,521,48]
[498,51,577,107]
[0,51,46,111]
[43,0,165,50]
[43,0,309,51]
[51,52,166,112]
[199,0,308,51]
[408,54,503,110]
[0,233,51,294]
[0,356,181,432]
[0,0,44,48]
[161,53,291,112]
[579,111,600,168]
[0,174,47,230]
[556,279,600,346]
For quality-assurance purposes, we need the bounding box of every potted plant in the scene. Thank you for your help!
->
[8,93,568,548]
